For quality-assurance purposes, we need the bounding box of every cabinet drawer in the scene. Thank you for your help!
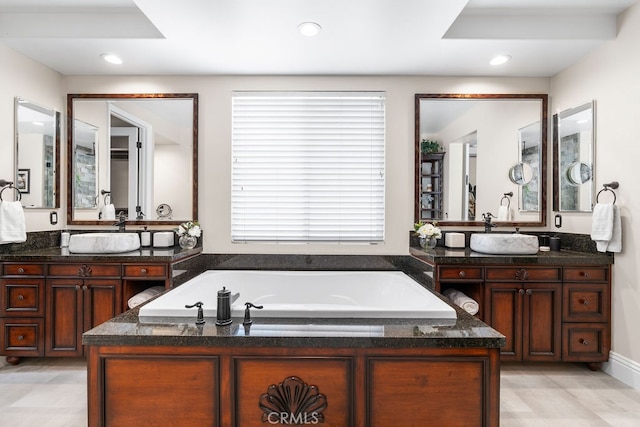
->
[48,263,121,278]
[563,283,609,322]
[562,323,609,362]
[0,318,45,356]
[563,267,609,283]
[1,279,45,317]
[2,263,44,276]
[123,264,167,278]
[438,266,483,281]
[486,267,561,282]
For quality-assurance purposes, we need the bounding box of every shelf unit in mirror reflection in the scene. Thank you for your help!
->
[67,93,198,226]
[419,152,445,221]
[415,93,548,227]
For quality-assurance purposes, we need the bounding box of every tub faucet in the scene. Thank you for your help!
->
[114,212,126,232]
[482,212,496,233]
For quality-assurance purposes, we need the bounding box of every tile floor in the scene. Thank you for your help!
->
[1,358,640,426]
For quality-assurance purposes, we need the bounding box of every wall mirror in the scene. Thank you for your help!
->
[14,97,60,208]
[415,94,547,227]
[553,101,595,212]
[67,93,198,225]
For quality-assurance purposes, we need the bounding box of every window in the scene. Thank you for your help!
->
[231,91,385,243]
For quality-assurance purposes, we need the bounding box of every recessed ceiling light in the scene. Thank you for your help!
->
[100,53,123,65]
[298,22,321,37]
[490,54,511,66]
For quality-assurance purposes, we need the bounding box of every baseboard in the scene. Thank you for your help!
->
[603,351,640,391]
[0,356,7,368]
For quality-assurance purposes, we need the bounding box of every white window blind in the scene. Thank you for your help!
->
[231,91,385,243]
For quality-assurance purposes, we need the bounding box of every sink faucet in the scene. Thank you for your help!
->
[114,212,126,232]
[482,212,496,233]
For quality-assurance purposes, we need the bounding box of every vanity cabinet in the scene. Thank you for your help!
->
[484,267,562,362]
[1,258,177,363]
[0,263,46,359]
[434,262,611,367]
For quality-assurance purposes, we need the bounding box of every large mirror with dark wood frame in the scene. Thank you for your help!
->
[67,93,198,226]
[415,93,547,227]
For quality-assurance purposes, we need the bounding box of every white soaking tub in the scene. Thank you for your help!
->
[138,270,457,323]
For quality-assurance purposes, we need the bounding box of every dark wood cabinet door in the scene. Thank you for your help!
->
[522,283,562,361]
[82,279,121,334]
[46,278,83,356]
[485,283,522,361]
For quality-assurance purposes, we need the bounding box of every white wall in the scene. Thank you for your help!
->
[63,76,549,255]
[551,2,640,376]
[0,43,64,230]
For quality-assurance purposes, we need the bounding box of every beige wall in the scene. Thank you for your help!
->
[550,2,640,369]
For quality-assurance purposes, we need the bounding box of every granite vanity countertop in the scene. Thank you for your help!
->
[410,247,613,266]
[0,245,202,262]
[82,303,505,350]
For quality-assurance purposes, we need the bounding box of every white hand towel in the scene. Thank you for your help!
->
[591,203,614,252]
[102,204,116,220]
[0,201,27,244]
[443,288,479,315]
[606,205,622,253]
[496,205,511,221]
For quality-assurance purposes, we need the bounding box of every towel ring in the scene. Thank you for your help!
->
[500,191,513,208]
[596,181,619,204]
[596,188,616,204]
[0,185,22,201]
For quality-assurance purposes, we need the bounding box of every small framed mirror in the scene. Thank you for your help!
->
[14,98,60,208]
[553,101,595,212]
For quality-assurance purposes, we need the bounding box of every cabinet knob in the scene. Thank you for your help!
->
[458,271,466,278]
[140,268,148,274]
[17,267,25,274]
[75,285,80,291]
[581,299,590,306]
[580,338,590,346]
[581,271,590,278]
[518,289,525,295]
[82,285,88,291]
[17,294,25,301]
[525,289,532,295]
[17,335,24,341]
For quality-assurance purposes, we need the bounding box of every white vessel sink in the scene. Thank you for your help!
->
[470,233,539,255]
[68,233,141,254]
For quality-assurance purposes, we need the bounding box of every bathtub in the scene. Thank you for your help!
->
[138,270,457,323]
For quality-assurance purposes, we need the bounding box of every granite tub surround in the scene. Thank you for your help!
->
[83,300,503,348]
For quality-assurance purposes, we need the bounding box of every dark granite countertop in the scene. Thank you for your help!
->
[83,296,505,349]
[410,247,613,266]
[0,246,201,262]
